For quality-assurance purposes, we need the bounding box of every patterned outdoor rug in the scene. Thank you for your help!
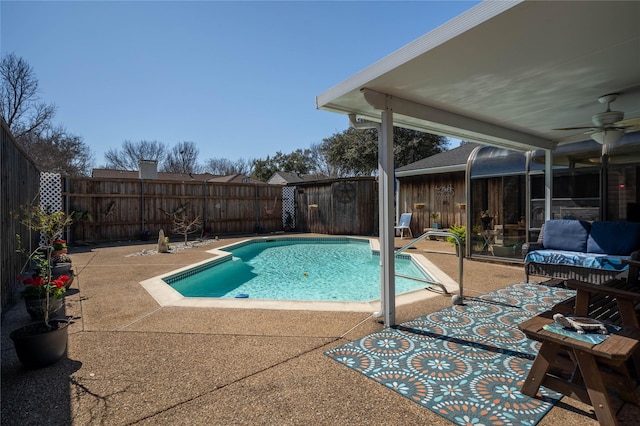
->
[325,282,576,426]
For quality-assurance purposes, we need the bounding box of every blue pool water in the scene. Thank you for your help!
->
[165,238,434,302]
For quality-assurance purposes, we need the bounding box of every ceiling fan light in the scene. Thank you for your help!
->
[591,128,625,144]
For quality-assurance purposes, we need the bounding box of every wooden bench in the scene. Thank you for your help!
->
[552,263,640,377]
[556,277,640,327]
[519,311,640,425]
[552,260,640,326]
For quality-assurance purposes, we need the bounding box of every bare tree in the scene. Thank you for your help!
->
[1,54,94,175]
[1,53,56,139]
[172,214,202,246]
[104,140,167,170]
[204,157,255,176]
[162,141,202,174]
[20,125,94,176]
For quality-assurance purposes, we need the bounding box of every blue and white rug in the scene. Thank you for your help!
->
[325,282,576,426]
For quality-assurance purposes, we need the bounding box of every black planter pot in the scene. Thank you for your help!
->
[24,297,64,321]
[9,319,70,369]
[51,263,72,277]
[64,273,75,289]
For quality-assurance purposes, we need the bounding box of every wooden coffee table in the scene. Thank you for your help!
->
[519,311,640,425]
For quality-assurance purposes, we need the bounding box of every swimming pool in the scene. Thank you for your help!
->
[164,237,432,302]
[140,236,458,311]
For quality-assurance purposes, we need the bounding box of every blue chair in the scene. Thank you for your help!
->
[394,213,413,239]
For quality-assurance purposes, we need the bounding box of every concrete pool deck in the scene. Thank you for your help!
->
[2,234,639,425]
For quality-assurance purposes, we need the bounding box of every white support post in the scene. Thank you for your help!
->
[544,149,553,221]
[379,110,396,327]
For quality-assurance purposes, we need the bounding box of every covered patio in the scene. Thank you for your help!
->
[316,0,640,327]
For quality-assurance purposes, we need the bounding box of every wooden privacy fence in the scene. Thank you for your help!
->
[64,177,284,242]
[293,177,378,235]
[2,120,40,311]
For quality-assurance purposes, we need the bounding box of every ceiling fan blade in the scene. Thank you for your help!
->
[552,126,597,131]
[616,116,640,130]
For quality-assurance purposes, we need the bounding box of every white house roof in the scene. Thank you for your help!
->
[316,0,640,152]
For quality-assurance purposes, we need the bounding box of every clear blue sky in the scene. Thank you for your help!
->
[2,1,477,169]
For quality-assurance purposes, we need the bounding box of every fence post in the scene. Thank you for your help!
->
[140,180,145,234]
[254,184,260,232]
[203,180,208,235]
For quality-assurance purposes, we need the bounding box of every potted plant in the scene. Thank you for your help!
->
[480,210,493,230]
[431,212,441,229]
[52,238,67,255]
[51,252,72,268]
[33,252,74,285]
[284,212,294,232]
[50,252,73,285]
[446,224,485,257]
[10,202,74,369]
[446,224,467,257]
[19,274,69,320]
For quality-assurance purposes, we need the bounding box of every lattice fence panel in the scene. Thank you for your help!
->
[282,186,296,227]
[39,172,62,245]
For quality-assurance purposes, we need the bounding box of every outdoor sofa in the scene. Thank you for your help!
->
[523,219,640,284]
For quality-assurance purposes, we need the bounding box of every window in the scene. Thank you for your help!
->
[470,175,526,259]
[607,165,640,221]
[530,170,600,226]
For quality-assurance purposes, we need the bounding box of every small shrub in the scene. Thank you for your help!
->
[447,224,483,247]
[446,223,466,246]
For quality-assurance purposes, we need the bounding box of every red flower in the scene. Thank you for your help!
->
[22,276,45,287]
[52,239,68,250]
[21,275,69,288]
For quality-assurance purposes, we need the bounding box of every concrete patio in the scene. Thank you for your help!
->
[2,235,639,425]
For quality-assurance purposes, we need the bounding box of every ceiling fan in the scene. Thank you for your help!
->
[554,93,640,144]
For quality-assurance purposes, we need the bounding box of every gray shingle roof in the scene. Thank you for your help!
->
[273,171,306,183]
[396,142,480,174]
[207,174,266,184]
[91,169,218,181]
[268,171,329,184]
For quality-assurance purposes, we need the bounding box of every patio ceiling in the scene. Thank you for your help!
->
[316,0,640,152]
